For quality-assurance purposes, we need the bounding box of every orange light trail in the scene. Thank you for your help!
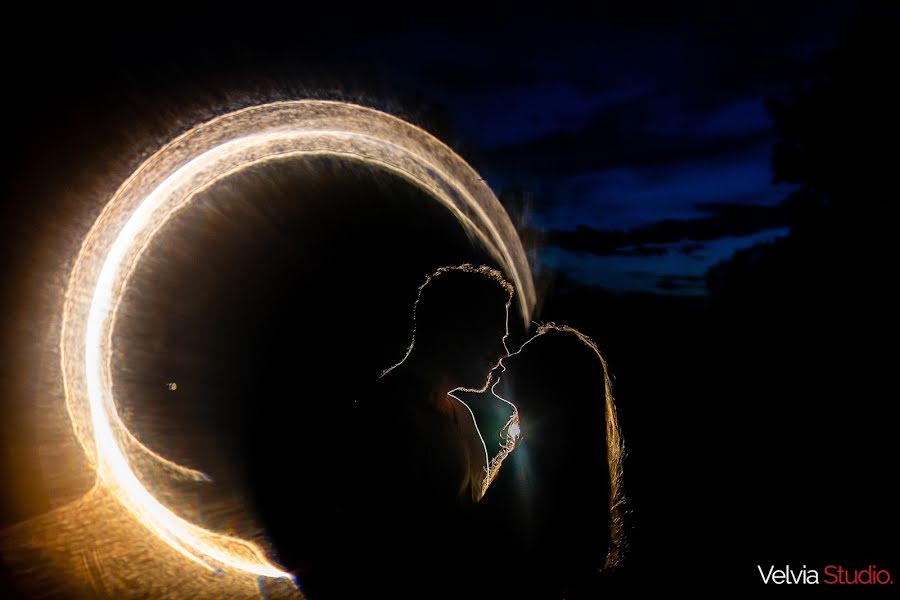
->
[58,100,534,578]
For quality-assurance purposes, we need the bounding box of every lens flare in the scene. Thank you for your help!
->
[59,100,534,578]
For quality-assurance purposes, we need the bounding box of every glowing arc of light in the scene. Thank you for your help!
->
[60,101,535,578]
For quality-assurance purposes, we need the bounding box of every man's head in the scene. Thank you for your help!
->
[409,264,513,391]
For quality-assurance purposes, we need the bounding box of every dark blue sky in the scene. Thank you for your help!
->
[3,3,866,296]
[331,4,862,294]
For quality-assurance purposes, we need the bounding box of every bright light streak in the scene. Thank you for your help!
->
[59,100,534,578]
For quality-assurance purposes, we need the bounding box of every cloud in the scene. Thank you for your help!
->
[655,274,705,292]
[481,95,775,178]
[539,228,789,295]
[398,6,859,181]
[546,202,788,256]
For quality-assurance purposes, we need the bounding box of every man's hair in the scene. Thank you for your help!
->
[419,264,514,297]
[381,264,514,378]
[412,264,513,343]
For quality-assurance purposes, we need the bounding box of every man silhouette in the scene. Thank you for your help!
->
[374,264,512,499]
[337,264,514,598]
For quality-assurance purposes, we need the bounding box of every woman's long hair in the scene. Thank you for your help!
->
[534,323,626,569]
[488,322,626,571]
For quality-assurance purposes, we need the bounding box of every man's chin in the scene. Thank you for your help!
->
[470,372,495,393]
[454,368,496,393]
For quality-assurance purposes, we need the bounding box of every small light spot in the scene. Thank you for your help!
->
[167,382,177,391]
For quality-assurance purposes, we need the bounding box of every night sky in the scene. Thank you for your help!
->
[350,5,858,294]
[1,2,867,296]
[2,4,898,596]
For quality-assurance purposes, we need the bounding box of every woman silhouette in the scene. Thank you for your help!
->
[477,323,626,597]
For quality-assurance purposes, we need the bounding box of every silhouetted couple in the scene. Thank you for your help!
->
[305,264,624,599]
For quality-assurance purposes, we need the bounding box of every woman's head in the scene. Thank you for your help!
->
[497,323,626,571]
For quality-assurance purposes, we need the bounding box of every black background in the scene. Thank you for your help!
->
[1,3,897,595]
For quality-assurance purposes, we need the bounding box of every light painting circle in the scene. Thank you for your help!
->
[59,100,535,578]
